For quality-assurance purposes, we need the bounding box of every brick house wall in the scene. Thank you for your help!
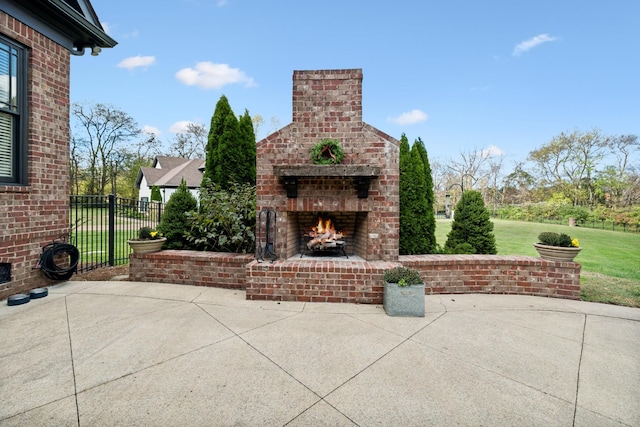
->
[0,11,71,300]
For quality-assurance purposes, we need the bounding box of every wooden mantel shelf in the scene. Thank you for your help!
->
[273,165,381,177]
[272,165,381,198]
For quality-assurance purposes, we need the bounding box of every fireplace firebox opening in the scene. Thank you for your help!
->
[287,211,368,259]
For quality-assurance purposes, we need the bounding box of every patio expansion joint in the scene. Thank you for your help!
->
[572,313,587,426]
[64,296,81,426]
[408,309,580,407]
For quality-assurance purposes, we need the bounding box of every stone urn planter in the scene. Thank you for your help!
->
[383,266,425,317]
[533,243,581,262]
[534,231,581,262]
[128,227,166,254]
[127,237,166,254]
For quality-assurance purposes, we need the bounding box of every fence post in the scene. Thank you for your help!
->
[108,194,115,266]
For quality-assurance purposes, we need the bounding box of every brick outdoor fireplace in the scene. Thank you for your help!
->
[246,69,402,303]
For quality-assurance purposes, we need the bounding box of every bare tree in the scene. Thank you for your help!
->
[71,102,140,195]
[166,123,207,159]
[608,134,639,179]
[448,146,490,191]
[485,154,505,214]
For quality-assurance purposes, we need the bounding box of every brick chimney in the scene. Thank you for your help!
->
[292,69,363,136]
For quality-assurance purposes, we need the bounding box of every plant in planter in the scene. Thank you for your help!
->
[383,266,425,317]
[534,231,581,262]
[127,226,167,254]
[310,138,345,165]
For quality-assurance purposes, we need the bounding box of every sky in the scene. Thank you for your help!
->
[71,0,640,167]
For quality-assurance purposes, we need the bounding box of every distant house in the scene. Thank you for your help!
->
[0,0,116,300]
[136,156,204,204]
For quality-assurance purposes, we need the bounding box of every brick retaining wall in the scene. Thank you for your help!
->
[128,251,581,301]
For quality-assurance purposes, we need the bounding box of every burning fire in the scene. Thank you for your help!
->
[308,216,344,240]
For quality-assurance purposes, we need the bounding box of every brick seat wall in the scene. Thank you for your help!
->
[400,254,581,300]
[129,250,253,289]
[128,251,581,301]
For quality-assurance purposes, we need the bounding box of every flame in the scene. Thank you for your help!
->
[308,216,344,239]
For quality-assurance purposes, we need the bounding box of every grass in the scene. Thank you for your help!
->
[71,230,138,267]
[435,219,640,307]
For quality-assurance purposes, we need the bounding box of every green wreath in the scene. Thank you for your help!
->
[310,139,345,165]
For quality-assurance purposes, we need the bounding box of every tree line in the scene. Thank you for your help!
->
[70,102,639,220]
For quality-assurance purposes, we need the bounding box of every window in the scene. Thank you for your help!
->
[0,36,27,185]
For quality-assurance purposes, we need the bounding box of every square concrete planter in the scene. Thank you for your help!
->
[383,282,425,317]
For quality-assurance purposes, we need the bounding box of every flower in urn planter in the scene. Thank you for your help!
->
[135,226,162,241]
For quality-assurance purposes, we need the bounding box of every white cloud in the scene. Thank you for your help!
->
[480,145,504,158]
[387,109,429,125]
[101,22,111,35]
[169,121,196,133]
[513,34,558,56]
[142,125,161,136]
[175,62,256,89]
[117,55,156,70]
[217,0,229,6]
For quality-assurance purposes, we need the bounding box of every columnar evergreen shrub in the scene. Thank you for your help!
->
[202,96,256,189]
[150,185,162,202]
[156,178,198,249]
[203,95,236,187]
[413,138,437,253]
[399,134,437,254]
[445,190,497,254]
[399,134,416,254]
[237,109,257,185]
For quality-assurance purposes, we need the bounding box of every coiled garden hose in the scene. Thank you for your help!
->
[38,242,79,280]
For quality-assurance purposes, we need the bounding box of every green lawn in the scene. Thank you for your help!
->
[436,219,640,307]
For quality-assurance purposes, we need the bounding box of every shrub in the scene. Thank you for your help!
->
[187,182,256,253]
[445,190,497,254]
[157,178,198,249]
[383,266,423,286]
[399,134,436,254]
[537,232,578,247]
[150,185,162,202]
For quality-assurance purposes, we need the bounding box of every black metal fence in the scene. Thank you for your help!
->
[69,195,164,273]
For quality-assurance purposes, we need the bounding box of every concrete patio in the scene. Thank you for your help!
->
[1,280,638,426]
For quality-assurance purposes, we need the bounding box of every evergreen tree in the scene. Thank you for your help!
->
[409,142,431,254]
[399,134,418,254]
[150,185,162,202]
[237,109,257,185]
[413,138,437,253]
[157,178,198,249]
[213,113,241,188]
[203,95,236,187]
[444,190,497,254]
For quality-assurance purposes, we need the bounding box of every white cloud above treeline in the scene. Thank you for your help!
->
[117,55,156,70]
[175,62,256,89]
[480,145,504,158]
[387,109,429,125]
[169,121,197,133]
[513,34,558,56]
[141,125,161,136]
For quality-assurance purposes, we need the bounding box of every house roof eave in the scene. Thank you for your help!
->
[18,0,117,50]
